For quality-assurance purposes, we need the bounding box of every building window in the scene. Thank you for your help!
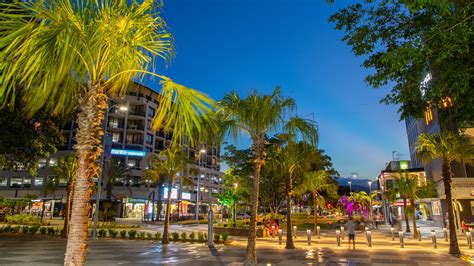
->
[10,177,22,188]
[126,134,143,145]
[49,158,58,167]
[109,117,124,128]
[127,159,141,170]
[112,132,122,143]
[38,158,47,169]
[34,177,44,187]
[0,177,7,187]
[146,133,153,145]
[148,106,155,117]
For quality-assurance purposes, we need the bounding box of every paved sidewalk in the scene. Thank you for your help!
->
[0,234,471,265]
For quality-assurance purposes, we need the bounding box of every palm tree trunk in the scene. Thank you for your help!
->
[244,159,262,266]
[64,85,106,265]
[162,177,174,244]
[443,161,461,255]
[313,192,318,234]
[285,175,295,249]
[62,180,74,238]
[410,198,418,239]
[403,197,410,233]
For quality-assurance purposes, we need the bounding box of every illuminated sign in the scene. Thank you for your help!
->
[163,188,178,199]
[182,192,191,200]
[111,149,146,157]
[399,161,409,170]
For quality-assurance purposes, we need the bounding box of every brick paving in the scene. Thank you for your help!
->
[0,233,471,265]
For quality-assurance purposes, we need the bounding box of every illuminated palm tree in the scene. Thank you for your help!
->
[146,145,192,244]
[417,132,474,256]
[0,1,212,264]
[297,170,337,233]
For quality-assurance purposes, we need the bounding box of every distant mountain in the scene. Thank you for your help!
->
[336,177,376,193]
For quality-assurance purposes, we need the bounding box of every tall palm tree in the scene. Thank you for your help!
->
[417,132,474,256]
[0,1,212,264]
[297,170,337,233]
[217,88,317,263]
[51,155,77,238]
[146,145,191,244]
[393,172,437,239]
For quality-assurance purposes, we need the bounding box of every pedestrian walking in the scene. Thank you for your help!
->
[345,216,356,250]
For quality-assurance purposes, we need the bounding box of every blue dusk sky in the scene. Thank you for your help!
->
[145,0,410,180]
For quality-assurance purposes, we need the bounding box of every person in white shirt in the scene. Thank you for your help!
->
[345,216,356,250]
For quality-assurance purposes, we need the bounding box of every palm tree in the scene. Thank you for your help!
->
[417,132,474,256]
[217,88,317,264]
[393,172,437,239]
[0,1,213,264]
[146,145,191,244]
[51,155,77,238]
[297,170,337,233]
[103,160,130,200]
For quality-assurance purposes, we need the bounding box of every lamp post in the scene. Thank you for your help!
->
[368,181,372,221]
[233,183,238,227]
[195,148,206,224]
[92,104,127,239]
[348,181,352,195]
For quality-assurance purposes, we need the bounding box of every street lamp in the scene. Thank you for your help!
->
[348,181,352,194]
[195,148,206,224]
[368,181,373,221]
[92,104,127,239]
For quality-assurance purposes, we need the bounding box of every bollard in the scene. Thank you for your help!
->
[431,230,437,249]
[365,226,369,238]
[271,225,275,238]
[208,209,214,247]
[399,231,404,248]
[443,227,448,242]
[417,228,421,241]
[278,229,283,245]
[336,229,341,247]
[307,229,312,245]
[316,226,321,239]
[293,226,297,239]
[340,226,345,240]
[467,231,472,249]
[390,227,395,241]
[367,230,372,247]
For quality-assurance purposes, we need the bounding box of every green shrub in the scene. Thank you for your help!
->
[108,229,118,238]
[47,227,55,235]
[180,232,187,241]
[146,232,153,240]
[222,232,229,241]
[214,234,221,243]
[155,232,162,240]
[171,232,179,241]
[11,226,20,233]
[6,214,42,225]
[128,230,137,239]
[138,232,145,240]
[120,230,127,239]
[198,232,205,242]
[0,226,4,234]
[189,232,196,241]
[98,228,107,237]
[4,225,12,233]
[21,225,29,234]
[39,227,47,235]
[28,225,40,234]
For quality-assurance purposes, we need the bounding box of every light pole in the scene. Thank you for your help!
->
[92,104,127,239]
[233,183,238,227]
[348,181,352,195]
[195,148,206,224]
[368,181,373,221]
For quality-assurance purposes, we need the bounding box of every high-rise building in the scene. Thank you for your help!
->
[0,82,224,220]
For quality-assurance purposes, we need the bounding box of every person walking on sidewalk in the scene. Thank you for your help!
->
[345,216,356,250]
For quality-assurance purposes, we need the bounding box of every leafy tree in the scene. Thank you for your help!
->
[51,155,77,238]
[0,103,64,176]
[417,132,474,255]
[296,170,338,233]
[147,145,192,244]
[0,1,213,263]
[40,177,58,222]
[216,187,239,227]
[329,1,474,127]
